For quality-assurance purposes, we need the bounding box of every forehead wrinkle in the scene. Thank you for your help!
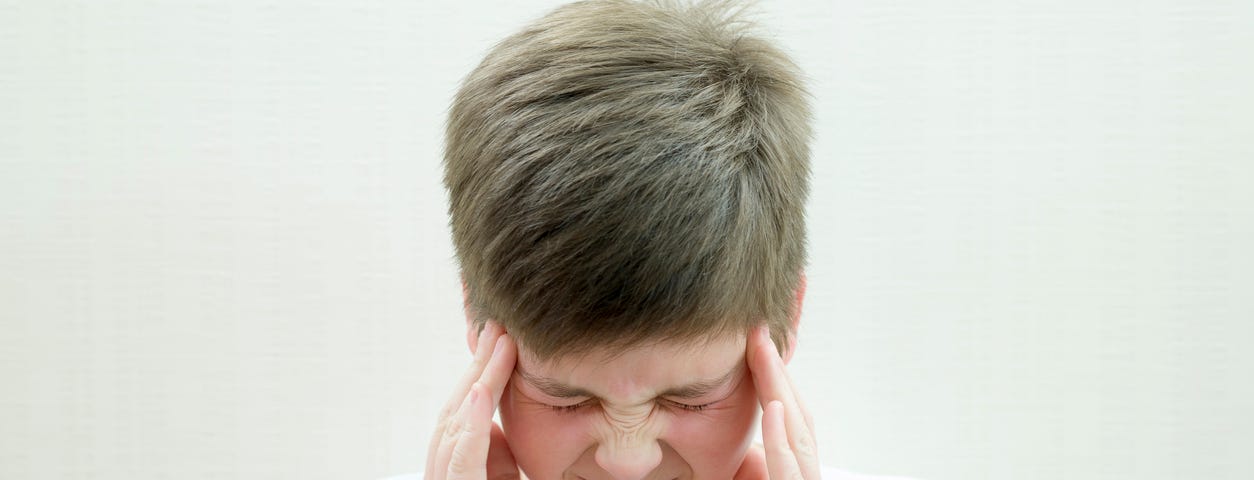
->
[516,362,742,402]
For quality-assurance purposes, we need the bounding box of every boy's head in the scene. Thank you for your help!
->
[444,0,812,362]
[444,1,813,477]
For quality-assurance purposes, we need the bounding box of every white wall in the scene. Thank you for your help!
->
[2,1,1251,479]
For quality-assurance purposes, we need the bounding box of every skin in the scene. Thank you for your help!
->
[427,278,816,480]
[501,334,758,480]
[426,324,817,480]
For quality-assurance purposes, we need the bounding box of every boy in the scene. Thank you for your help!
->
[417,1,912,479]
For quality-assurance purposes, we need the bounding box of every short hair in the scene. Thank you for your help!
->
[443,0,812,362]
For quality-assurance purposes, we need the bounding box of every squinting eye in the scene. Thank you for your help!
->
[546,400,593,414]
[666,400,714,412]
[549,400,714,413]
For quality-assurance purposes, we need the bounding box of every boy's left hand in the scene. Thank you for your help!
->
[747,325,821,479]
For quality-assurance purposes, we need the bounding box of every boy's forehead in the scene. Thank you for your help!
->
[514,334,748,401]
[515,332,747,372]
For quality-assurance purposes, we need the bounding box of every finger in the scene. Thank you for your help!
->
[429,322,502,473]
[764,362,821,472]
[763,401,804,480]
[748,326,820,479]
[747,325,783,406]
[446,383,493,480]
[443,322,504,417]
[782,359,816,436]
[433,332,516,480]
[784,371,822,480]
[478,334,517,408]
[748,326,804,431]
[429,384,477,480]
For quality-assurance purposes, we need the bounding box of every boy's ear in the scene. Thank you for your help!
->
[783,271,806,365]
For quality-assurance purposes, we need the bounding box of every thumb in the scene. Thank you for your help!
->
[486,423,520,480]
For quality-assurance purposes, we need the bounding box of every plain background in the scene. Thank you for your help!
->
[2,0,1252,479]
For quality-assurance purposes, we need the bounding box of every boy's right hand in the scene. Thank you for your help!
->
[425,321,520,480]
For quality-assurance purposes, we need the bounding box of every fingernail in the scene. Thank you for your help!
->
[469,384,480,405]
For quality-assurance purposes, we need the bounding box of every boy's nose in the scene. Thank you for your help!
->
[594,438,662,480]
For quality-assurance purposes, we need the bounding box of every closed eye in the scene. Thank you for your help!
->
[546,399,594,414]
[546,399,716,414]
[664,399,716,412]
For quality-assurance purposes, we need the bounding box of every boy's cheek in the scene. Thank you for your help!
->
[500,386,595,477]
[664,387,758,475]
[501,384,587,439]
[665,377,758,444]
[670,392,758,433]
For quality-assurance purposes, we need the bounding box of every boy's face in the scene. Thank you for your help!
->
[499,333,759,480]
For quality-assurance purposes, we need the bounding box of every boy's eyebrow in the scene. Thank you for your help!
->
[517,364,742,400]
[660,365,742,398]
[517,370,594,398]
